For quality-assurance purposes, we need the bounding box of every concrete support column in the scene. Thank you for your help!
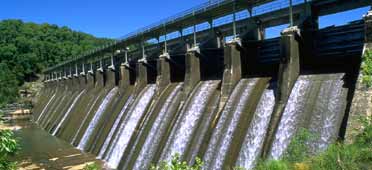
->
[119,63,131,89]
[96,68,105,88]
[106,66,117,88]
[184,48,201,97]
[277,27,301,102]
[87,65,96,89]
[157,53,172,94]
[262,26,301,158]
[135,61,149,94]
[221,40,242,105]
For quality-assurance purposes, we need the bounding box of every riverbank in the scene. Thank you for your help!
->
[1,121,103,170]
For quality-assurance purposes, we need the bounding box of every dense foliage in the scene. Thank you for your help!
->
[0,19,113,105]
[0,130,19,170]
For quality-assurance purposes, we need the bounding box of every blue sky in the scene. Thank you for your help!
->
[0,0,370,39]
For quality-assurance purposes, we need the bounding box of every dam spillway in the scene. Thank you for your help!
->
[34,0,372,169]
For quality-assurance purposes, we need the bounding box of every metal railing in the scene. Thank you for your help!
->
[45,0,310,72]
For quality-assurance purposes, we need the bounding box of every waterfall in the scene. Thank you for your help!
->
[160,80,220,162]
[36,93,56,122]
[97,95,135,159]
[52,89,86,136]
[269,77,312,159]
[203,79,258,170]
[308,74,347,152]
[77,87,118,150]
[235,87,276,169]
[41,95,67,128]
[71,93,102,145]
[132,83,183,170]
[105,85,156,169]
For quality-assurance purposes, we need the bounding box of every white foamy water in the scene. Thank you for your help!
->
[132,84,183,170]
[71,93,102,144]
[37,93,56,122]
[52,89,86,136]
[105,85,156,169]
[77,87,118,150]
[309,74,346,152]
[97,95,135,159]
[203,79,257,170]
[160,80,219,162]
[236,88,276,169]
[270,78,311,159]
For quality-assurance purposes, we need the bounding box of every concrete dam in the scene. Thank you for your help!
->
[33,0,372,169]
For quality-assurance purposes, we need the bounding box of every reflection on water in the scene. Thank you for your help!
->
[8,122,103,170]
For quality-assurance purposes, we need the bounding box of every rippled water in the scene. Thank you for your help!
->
[105,85,156,169]
[203,79,257,170]
[97,95,135,159]
[235,87,276,169]
[160,80,220,162]
[132,84,183,170]
[270,78,311,159]
[78,87,118,150]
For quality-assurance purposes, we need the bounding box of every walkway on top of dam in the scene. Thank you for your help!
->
[43,0,371,74]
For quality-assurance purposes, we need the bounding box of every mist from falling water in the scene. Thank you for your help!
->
[308,74,347,152]
[132,83,183,170]
[36,93,56,122]
[71,93,102,144]
[203,79,258,170]
[97,95,135,159]
[235,87,276,169]
[105,85,156,169]
[77,87,118,150]
[52,89,86,136]
[160,80,220,162]
[269,77,311,159]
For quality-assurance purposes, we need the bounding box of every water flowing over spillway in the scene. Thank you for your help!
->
[160,80,220,162]
[130,83,183,170]
[52,89,86,136]
[104,85,156,169]
[269,73,348,159]
[203,79,259,170]
[97,95,135,159]
[36,93,56,122]
[235,85,276,169]
[33,72,353,170]
[71,93,102,145]
[78,87,118,150]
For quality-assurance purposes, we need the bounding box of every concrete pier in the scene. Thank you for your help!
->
[183,48,201,98]
[262,26,301,158]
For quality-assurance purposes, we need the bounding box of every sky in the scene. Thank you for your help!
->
[0,0,370,39]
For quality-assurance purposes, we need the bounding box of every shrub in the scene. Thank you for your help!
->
[151,154,203,170]
[83,162,100,170]
[0,130,19,170]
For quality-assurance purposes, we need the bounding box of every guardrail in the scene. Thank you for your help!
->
[48,0,348,73]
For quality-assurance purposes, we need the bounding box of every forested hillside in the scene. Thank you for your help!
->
[0,19,113,105]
